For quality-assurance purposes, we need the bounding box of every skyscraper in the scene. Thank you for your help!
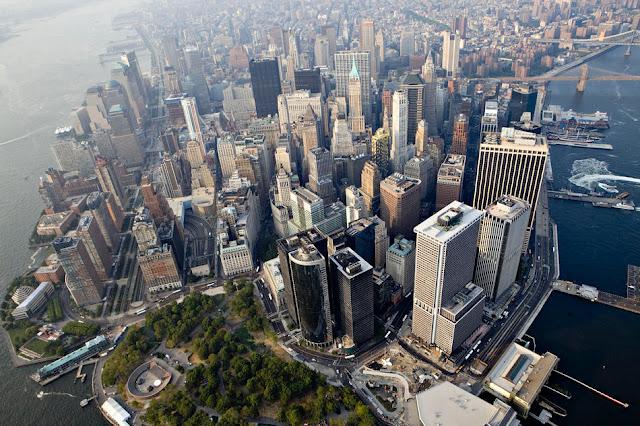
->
[380,173,421,239]
[412,202,485,354]
[436,154,465,210]
[107,104,144,167]
[307,147,335,204]
[289,187,325,233]
[183,46,211,113]
[371,128,391,178]
[421,53,439,136]
[277,90,323,133]
[451,114,469,155]
[329,248,374,345]
[475,196,530,300]
[181,97,205,150]
[441,31,461,78]
[345,185,367,225]
[348,61,365,133]
[481,100,499,139]
[335,51,371,123]
[391,90,409,173]
[400,31,415,57]
[249,58,282,117]
[386,235,416,296]
[400,74,426,146]
[288,243,333,345]
[360,160,381,215]
[53,237,103,306]
[473,128,547,249]
[294,68,322,94]
[95,157,126,209]
[185,140,205,168]
[507,86,538,124]
[75,214,112,281]
[359,19,377,77]
[159,154,184,198]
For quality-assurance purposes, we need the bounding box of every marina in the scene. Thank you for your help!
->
[547,140,613,149]
[552,281,640,315]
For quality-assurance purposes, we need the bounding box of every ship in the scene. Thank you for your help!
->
[54,126,73,137]
[542,105,609,129]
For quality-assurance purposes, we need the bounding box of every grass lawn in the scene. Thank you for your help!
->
[21,337,53,356]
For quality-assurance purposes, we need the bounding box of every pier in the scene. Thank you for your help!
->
[553,370,629,408]
[547,141,612,150]
[548,190,637,210]
[552,280,640,315]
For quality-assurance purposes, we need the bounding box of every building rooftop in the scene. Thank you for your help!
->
[482,128,547,148]
[416,381,516,426]
[292,187,322,204]
[381,173,421,194]
[414,201,484,242]
[388,236,415,257]
[438,154,466,179]
[331,247,372,277]
[486,196,530,221]
[441,282,485,316]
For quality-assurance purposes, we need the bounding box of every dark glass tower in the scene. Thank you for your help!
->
[249,58,282,117]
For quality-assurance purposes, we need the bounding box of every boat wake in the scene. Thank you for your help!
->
[37,390,77,399]
[568,158,640,192]
[0,126,50,147]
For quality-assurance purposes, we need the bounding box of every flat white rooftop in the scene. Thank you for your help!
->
[414,201,483,243]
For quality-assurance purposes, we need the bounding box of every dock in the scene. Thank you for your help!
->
[548,190,637,210]
[552,280,640,315]
[627,265,640,300]
[547,141,612,150]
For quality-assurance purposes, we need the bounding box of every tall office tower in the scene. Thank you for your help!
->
[181,97,205,150]
[76,214,112,281]
[159,154,183,198]
[415,120,428,156]
[375,30,385,68]
[121,51,147,102]
[473,128,548,250]
[161,35,181,69]
[111,62,146,127]
[475,196,530,301]
[421,53,439,136]
[412,201,486,355]
[359,19,377,77]
[371,128,391,178]
[330,248,374,345]
[441,31,461,78]
[51,140,94,177]
[86,192,121,250]
[160,128,180,155]
[299,105,322,156]
[85,86,111,131]
[335,51,371,123]
[269,26,285,53]
[453,16,468,39]
[400,31,416,57]
[345,185,367,225]
[294,68,322,93]
[217,135,237,179]
[386,235,416,295]
[289,187,325,233]
[436,154,466,210]
[287,243,333,345]
[183,46,211,114]
[314,36,331,69]
[507,86,538,124]
[163,66,181,95]
[288,32,300,68]
[138,244,182,294]
[451,114,470,155]
[107,104,144,167]
[275,167,292,206]
[360,160,381,215]
[249,58,282,117]
[331,117,355,157]
[132,210,159,253]
[307,147,336,204]
[185,140,205,168]
[140,176,173,225]
[400,74,426,146]
[53,237,103,306]
[275,144,293,174]
[348,62,365,133]
[164,95,186,127]
[380,173,422,239]
[480,100,499,139]
[95,157,125,209]
[391,90,409,173]
[277,90,323,132]
[322,24,338,61]
[404,156,434,201]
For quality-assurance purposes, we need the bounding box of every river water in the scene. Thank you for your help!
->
[525,46,640,425]
[0,1,138,424]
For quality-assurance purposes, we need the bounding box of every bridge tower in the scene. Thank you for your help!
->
[576,64,588,92]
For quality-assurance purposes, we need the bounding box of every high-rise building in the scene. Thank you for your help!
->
[331,116,356,157]
[400,74,425,146]
[360,160,381,215]
[507,86,538,124]
[335,51,371,123]
[475,196,530,301]
[359,19,377,76]
[436,154,465,210]
[391,90,409,173]
[288,242,333,345]
[421,53,439,136]
[473,128,547,249]
[289,187,325,233]
[386,235,416,295]
[86,191,123,250]
[138,244,182,294]
[294,68,322,94]
[345,185,367,225]
[183,46,211,114]
[412,202,485,354]
[404,156,435,202]
[481,100,499,139]
[451,114,469,155]
[400,31,416,57]
[163,66,181,95]
[140,177,173,225]
[185,140,205,168]
[111,61,146,127]
[217,135,237,179]
[380,173,422,239]
[95,157,126,209]
[76,214,112,281]
[53,237,103,306]
[307,147,335,204]
[329,248,374,345]
[314,36,331,69]
[181,97,205,150]
[249,58,282,117]
[158,154,184,198]
[441,31,461,78]
[107,104,144,167]
[348,62,365,133]
[277,90,323,133]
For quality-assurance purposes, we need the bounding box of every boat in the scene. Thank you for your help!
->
[54,126,73,137]
[613,202,636,211]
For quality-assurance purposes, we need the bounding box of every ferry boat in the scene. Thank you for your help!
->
[542,105,609,129]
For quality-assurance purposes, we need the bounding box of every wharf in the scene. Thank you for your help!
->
[548,141,612,149]
[548,190,637,210]
[553,281,640,315]
[627,265,640,299]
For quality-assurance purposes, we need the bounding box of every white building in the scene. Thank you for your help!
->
[102,398,131,426]
[391,90,408,173]
[345,186,368,225]
[475,196,530,301]
[442,31,461,77]
[386,236,415,296]
[263,257,286,310]
[12,282,54,320]
[181,97,205,149]
[277,90,323,133]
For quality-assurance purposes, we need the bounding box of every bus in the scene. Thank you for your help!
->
[384,331,391,339]
[135,308,147,316]
[345,354,355,360]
